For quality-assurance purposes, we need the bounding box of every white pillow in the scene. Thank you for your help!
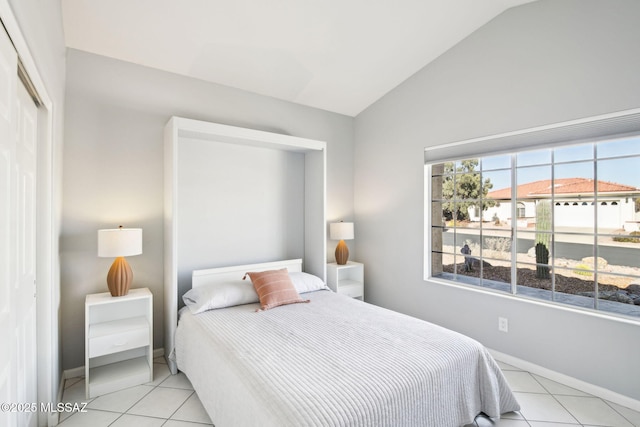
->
[289,271,328,294]
[182,280,259,313]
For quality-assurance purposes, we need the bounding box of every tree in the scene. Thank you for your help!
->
[442,160,497,221]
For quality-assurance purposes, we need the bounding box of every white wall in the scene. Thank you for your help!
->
[175,137,305,300]
[354,0,640,400]
[5,0,66,416]
[62,49,354,370]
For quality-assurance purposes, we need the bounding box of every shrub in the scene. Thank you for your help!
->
[581,256,608,269]
[573,263,593,276]
[484,237,511,253]
[613,231,640,243]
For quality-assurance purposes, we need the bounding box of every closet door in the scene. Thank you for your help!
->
[0,25,38,427]
[0,23,19,427]
[15,71,38,427]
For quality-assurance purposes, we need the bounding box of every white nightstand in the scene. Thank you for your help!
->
[327,261,364,300]
[85,288,153,398]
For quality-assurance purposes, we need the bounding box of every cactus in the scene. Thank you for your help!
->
[535,200,551,247]
[535,243,550,279]
[535,200,551,279]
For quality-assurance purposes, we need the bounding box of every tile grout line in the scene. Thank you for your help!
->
[120,367,173,422]
[502,367,576,426]
[158,390,196,427]
[530,373,585,426]
[602,399,638,427]
[540,384,638,427]
[167,390,196,423]
[511,390,582,425]
[134,371,201,424]
[523,369,639,427]
[544,395,583,426]
[105,383,158,427]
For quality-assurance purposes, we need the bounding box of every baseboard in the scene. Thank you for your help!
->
[62,366,84,380]
[489,349,640,412]
[153,348,164,359]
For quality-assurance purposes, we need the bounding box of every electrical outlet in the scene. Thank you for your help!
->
[498,317,508,333]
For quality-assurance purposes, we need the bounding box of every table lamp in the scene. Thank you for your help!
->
[98,226,143,296]
[330,221,354,265]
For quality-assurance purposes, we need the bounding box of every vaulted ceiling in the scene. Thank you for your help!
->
[61,0,536,116]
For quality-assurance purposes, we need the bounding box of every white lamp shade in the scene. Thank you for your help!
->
[98,228,143,257]
[330,222,354,240]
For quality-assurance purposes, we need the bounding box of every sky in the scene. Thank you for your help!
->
[476,137,640,192]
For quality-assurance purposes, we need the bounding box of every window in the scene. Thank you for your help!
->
[425,112,640,320]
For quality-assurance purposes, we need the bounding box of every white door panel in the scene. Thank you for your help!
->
[0,23,18,427]
[16,80,38,427]
[0,25,38,427]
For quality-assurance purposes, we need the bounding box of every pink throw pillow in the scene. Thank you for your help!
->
[243,269,309,311]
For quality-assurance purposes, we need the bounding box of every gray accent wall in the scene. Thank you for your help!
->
[62,49,354,370]
[354,0,640,400]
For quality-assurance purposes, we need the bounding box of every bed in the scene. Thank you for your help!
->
[174,259,519,427]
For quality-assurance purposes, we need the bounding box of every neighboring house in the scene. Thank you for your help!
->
[469,178,640,230]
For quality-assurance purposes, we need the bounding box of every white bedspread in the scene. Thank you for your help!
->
[175,290,519,427]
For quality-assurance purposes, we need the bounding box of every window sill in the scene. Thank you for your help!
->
[426,273,640,325]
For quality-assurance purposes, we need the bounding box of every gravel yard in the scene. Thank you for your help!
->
[441,245,640,295]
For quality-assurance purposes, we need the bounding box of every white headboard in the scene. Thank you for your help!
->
[192,259,303,289]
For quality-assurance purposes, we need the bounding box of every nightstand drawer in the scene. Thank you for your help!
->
[89,316,150,358]
[89,330,149,358]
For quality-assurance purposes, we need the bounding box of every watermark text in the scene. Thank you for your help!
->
[1,402,88,413]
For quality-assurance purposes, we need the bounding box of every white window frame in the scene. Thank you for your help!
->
[424,108,640,321]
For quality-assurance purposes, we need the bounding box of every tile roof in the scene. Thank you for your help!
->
[487,178,639,199]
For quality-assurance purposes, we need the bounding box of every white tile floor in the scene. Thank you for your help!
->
[466,361,640,427]
[60,357,640,427]
[58,357,213,427]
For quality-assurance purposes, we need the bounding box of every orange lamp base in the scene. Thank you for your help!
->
[335,240,349,265]
[106,256,133,297]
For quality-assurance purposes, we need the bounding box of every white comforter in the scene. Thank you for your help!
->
[175,290,519,427]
